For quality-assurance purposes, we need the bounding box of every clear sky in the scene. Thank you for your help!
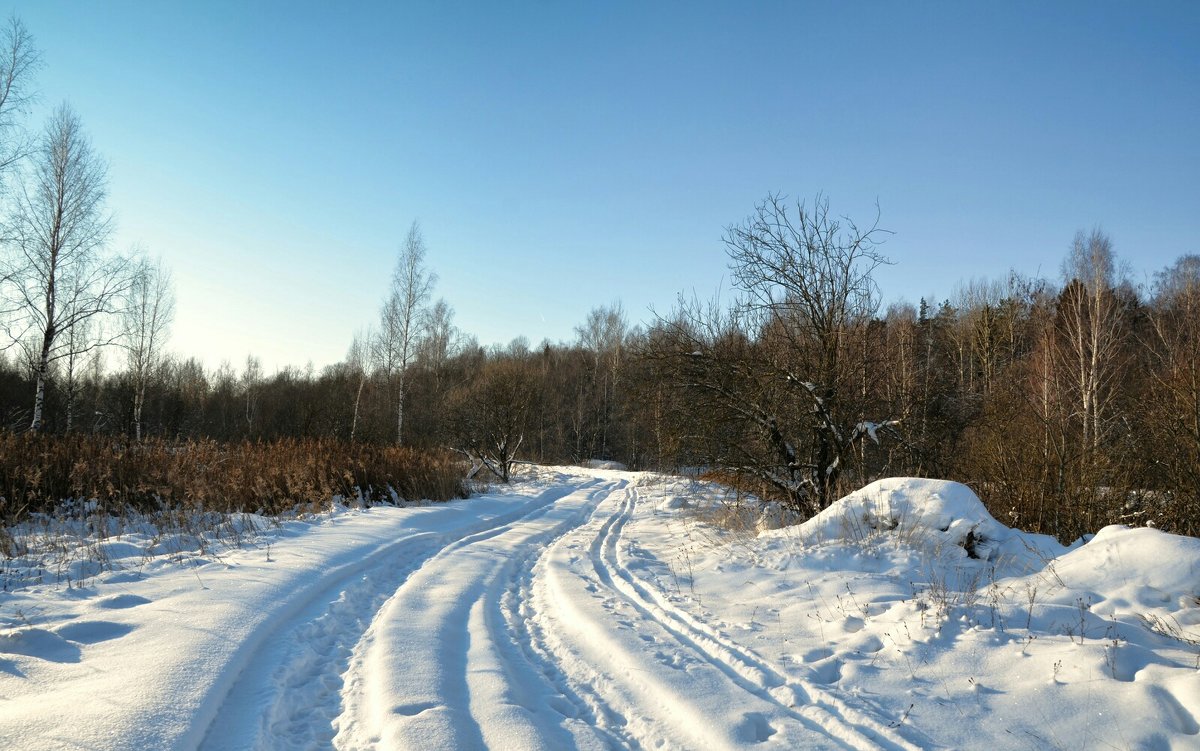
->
[7,1,1199,372]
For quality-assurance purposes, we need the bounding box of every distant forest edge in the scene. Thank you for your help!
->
[0,19,1197,540]
[2,197,1198,542]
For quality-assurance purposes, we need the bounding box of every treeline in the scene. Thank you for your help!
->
[3,203,1198,542]
[0,305,638,467]
[0,19,1196,540]
[640,200,1200,542]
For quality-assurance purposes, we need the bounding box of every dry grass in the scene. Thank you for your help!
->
[697,469,782,503]
[0,434,467,523]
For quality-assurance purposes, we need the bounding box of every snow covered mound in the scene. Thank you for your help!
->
[796,477,1058,563]
[1046,524,1200,620]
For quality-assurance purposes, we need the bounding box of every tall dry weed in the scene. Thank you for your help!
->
[0,434,467,523]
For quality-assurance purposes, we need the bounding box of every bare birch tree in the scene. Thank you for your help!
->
[122,255,174,440]
[58,313,89,431]
[418,298,456,390]
[345,327,372,442]
[0,17,40,193]
[1055,229,1129,479]
[574,302,628,458]
[374,221,435,445]
[243,354,262,436]
[0,104,129,431]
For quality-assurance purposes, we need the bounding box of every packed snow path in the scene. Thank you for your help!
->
[201,472,909,750]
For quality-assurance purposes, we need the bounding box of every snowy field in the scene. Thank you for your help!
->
[2,467,1199,750]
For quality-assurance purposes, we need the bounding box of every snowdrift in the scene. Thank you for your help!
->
[784,478,1200,619]
[791,477,1064,564]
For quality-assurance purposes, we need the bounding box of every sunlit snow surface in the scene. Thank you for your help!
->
[1,470,1198,750]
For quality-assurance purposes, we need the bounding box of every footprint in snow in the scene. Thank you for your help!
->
[654,650,691,670]
[735,712,777,743]
[808,658,842,685]
[0,628,82,663]
[55,621,136,645]
[800,646,834,662]
[97,594,151,609]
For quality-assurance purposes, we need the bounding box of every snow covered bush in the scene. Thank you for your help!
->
[799,478,1026,560]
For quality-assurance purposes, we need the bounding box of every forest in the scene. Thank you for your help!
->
[1,18,1197,542]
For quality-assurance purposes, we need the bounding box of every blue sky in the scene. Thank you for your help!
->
[8,1,1199,371]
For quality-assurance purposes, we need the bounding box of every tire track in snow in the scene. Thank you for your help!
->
[539,484,834,750]
[502,535,637,749]
[332,478,625,751]
[504,497,644,750]
[598,484,923,751]
[196,480,597,751]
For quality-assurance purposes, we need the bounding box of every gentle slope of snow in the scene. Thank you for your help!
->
[2,470,1198,749]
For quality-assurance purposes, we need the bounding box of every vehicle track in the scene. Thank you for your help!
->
[332,478,625,750]
[196,480,599,750]
[503,513,638,750]
[596,484,926,751]
[199,471,927,751]
[536,485,812,749]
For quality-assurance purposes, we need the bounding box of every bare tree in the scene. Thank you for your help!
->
[122,255,174,440]
[243,354,262,436]
[450,355,536,482]
[947,277,1006,395]
[721,194,894,511]
[59,313,96,432]
[646,195,896,515]
[417,298,457,391]
[0,16,40,192]
[1055,229,1130,477]
[1144,255,1200,535]
[1,105,129,431]
[374,220,435,445]
[574,302,628,458]
[345,327,372,442]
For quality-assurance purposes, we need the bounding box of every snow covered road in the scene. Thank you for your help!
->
[200,472,901,750]
[4,468,1200,750]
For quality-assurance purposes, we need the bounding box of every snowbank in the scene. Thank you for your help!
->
[1038,524,1200,630]
[644,474,1200,749]
[791,477,1064,566]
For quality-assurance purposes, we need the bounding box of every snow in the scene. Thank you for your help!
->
[853,420,900,445]
[585,459,628,471]
[792,477,1065,564]
[2,471,1198,749]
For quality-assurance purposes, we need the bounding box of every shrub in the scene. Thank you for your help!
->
[0,434,467,523]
